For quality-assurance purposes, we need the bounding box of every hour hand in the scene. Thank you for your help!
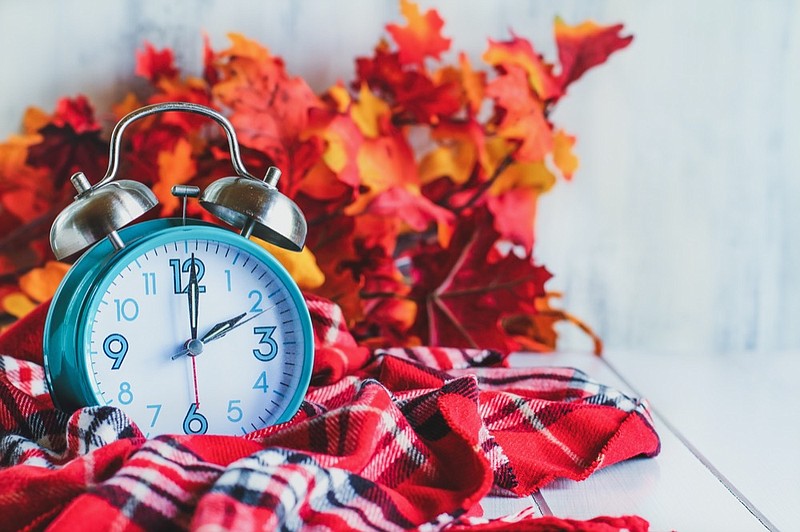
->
[200,312,247,343]
[201,307,271,344]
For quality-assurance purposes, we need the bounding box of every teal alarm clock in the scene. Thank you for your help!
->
[43,102,314,437]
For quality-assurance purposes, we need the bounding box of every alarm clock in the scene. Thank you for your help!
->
[43,102,314,437]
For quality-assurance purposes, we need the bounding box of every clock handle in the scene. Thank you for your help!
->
[49,102,306,260]
[94,102,258,189]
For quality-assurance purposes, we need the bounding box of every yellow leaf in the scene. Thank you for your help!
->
[351,83,391,138]
[419,142,475,185]
[22,107,51,134]
[18,261,70,303]
[553,129,579,180]
[2,292,38,319]
[489,160,556,196]
[153,138,197,215]
[255,240,325,290]
[327,83,352,113]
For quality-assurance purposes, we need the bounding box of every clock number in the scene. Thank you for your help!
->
[248,290,264,312]
[253,326,278,361]
[118,381,134,405]
[103,333,128,370]
[142,272,157,295]
[170,258,207,294]
[253,371,269,393]
[226,399,243,422]
[146,404,162,428]
[114,298,139,322]
[182,403,209,435]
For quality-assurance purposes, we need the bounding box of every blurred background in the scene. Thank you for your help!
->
[1,0,798,356]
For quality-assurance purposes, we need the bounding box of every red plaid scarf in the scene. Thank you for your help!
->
[0,296,659,531]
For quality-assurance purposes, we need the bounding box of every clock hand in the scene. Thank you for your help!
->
[171,306,275,360]
[187,253,200,340]
[201,306,273,344]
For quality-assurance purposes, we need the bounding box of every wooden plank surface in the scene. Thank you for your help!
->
[480,352,769,531]
[605,350,796,532]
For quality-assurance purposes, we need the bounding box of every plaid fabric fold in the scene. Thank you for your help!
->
[0,297,659,531]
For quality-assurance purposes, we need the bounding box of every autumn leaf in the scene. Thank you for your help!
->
[26,96,108,189]
[386,0,451,66]
[2,261,70,319]
[484,66,553,162]
[350,83,391,139]
[355,42,461,124]
[358,186,455,243]
[408,211,551,352]
[135,41,179,82]
[483,34,562,101]
[153,138,196,215]
[555,17,633,92]
[19,261,70,303]
[486,187,539,253]
[350,133,417,209]
[211,33,324,193]
[419,119,485,186]
[256,239,325,290]
[503,293,603,355]
[552,129,578,180]
[305,107,363,189]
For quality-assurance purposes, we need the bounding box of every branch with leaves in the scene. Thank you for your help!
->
[0,0,632,354]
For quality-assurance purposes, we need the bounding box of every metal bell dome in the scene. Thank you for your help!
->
[200,167,307,251]
[50,172,157,259]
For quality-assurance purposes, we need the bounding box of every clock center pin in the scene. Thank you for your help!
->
[185,338,204,357]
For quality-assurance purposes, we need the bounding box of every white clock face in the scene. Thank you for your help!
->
[82,234,311,436]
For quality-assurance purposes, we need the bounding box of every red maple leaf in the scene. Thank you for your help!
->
[211,35,325,195]
[135,41,179,82]
[386,0,451,66]
[408,210,551,352]
[355,44,461,124]
[555,18,633,92]
[26,96,108,189]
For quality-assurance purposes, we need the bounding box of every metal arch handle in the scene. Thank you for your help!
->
[90,102,257,190]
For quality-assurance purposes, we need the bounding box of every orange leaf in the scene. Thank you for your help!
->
[355,134,417,196]
[485,67,553,162]
[483,34,561,100]
[457,52,486,116]
[112,92,144,122]
[386,0,451,66]
[22,107,51,134]
[553,129,578,180]
[18,261,70,303]
[154,138,196,215]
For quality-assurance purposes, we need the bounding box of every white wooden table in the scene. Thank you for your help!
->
[480,350,795,531]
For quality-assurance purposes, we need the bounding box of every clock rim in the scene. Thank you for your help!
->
[44,218,314,432]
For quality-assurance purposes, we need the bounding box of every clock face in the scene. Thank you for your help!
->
[79,229,312,436]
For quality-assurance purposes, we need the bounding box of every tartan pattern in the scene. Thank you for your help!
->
[0,298,659,531]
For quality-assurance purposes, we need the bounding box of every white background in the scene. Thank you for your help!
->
[1,0,798,357]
